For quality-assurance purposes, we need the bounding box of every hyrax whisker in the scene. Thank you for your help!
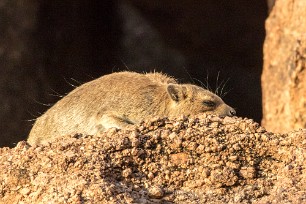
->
[215,71,221,95]
[119,58,131,71]
[221,88,232,98]
[49,88,65,98]
[70,78,82,86]
[32,99,53,107]
[181,66,196,84]
[220,78,231,98]
[63,77,79,88]
[26,111,41,121]
[204,70,213,92]
[215,77,228,98]
[192,77,207,89]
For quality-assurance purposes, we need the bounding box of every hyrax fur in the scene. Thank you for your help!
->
[28,71,236,145]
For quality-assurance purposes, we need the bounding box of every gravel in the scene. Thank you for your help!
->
[0,114,305,203]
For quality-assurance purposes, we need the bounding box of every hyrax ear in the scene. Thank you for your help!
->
[167,84,187,102]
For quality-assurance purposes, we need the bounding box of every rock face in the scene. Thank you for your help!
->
[1,115,305,203]
[262,0,306,133]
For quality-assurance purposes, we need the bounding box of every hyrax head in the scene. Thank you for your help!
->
[166,83,236,117]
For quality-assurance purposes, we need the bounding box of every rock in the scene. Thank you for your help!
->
[0,115,306,203]
[148,186,164,199]
[262,0,306,133]
[122,168,133,178]
[170,153,189,166]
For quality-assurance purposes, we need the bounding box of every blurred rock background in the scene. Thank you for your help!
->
[1,0,301,147]
[262,0,306,133]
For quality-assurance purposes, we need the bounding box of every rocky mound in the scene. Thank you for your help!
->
[0,114,305,203]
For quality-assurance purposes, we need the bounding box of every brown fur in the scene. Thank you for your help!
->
[27,71,235,145]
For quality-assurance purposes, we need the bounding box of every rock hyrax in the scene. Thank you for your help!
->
[28,71,236,145]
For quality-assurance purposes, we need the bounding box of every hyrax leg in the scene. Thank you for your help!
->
[100,113,134,130]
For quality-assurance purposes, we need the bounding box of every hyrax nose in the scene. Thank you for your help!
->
[228,108,236,116]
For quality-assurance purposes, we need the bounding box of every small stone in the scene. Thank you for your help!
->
[170,138,182,149]
[210,122,219,128]
[122,168,132,178]
[148,172,154,180]
[202,168,211,178]
[226,161,240,169]
[170,153,188,166]
[240,166,256,179]
[148,186,164,199]
[186,141,197,151]
[169,132,177,140]
[239,123,247,131]
[233,143,241,151]
[20,188,31,195]
[229,155,238,161]
[222,116,236,124]
[256,126,266,133]
[196,144,205,153]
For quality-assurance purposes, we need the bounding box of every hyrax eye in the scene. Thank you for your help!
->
[203,100,215,107]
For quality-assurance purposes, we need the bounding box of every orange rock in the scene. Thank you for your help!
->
[262,0,306,133]
[170,153,189,166]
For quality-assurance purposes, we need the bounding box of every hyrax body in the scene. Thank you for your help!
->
[28,71,236,145]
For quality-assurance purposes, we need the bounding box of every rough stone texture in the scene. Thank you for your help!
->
[262,0,306,133]
[1,114,305,203]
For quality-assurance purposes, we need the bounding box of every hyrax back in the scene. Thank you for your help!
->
[28,71,235,145]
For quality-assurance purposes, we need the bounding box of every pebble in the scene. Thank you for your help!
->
[148,186,164,199]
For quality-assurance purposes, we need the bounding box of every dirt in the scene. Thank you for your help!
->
[0,114,305,203]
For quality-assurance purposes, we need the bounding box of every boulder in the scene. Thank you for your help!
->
[262,0,306,133]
